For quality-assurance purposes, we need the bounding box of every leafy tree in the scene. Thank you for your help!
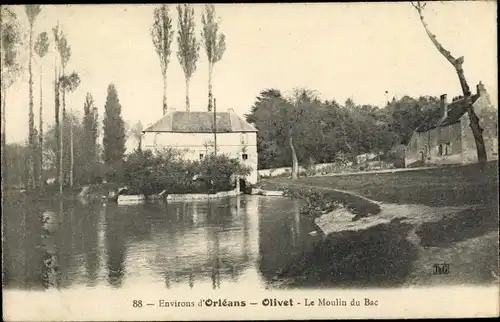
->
[60,71,81,186]
[103,83,126,182]
[43,111,100,186]
[82,92,99,183]
[246,88,426,172]
[127,121,144,151]
[123,149,250,196]
[151,4,174,115]
[198,154,251,192]
[411,2,487,164]
[246,89,305,179]
[177,4,200,112]
[25,5,42,189]
[34,31,50,187]
[52,23,72,193]
[1,6,24,198]
[201,4,226,112]
[387,95,440,145]
[3,143,29,188]
[246,89,290,169]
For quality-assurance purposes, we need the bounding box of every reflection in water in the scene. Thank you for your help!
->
[105,205,126,287]
[3,195,318,291]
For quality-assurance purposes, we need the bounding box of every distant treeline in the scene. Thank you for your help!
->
[245,88,441,170]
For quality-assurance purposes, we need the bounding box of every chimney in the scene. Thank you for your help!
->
[440,94,448,118]
[227,108,234,113]
[476,81,487,97]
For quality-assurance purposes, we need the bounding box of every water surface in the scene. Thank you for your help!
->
[2,195,319,291]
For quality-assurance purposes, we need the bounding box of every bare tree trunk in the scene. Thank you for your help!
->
[289,127,298,180]
[70,98,74,187]
[39,66,44,188]
[59,68,65,195]
[185,77,190,112]
[1,85,7,207]
[28,27,35,190]
[412,2,487,164]
[162,75,167,115]
[208,62,213,112]
[54,67,61,194]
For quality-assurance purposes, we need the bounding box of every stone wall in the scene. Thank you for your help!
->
[166,189,242,201]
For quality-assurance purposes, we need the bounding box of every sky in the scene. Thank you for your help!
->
[3,2,497,152]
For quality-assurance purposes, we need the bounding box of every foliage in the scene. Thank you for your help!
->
[82,93,99,183]
[151,5,174,76]
[1,6,24,88]
[201,4,226,65]
[102,83,126,181]
[201,4,226,112]
[1,6,24,198]
[53,24,70,69]
[24,5,41,27]
[41,108,103,186]
[246,87,441,170]
[59,71,80,93]
[177,4,199,111]
[25,5,42,190]
[151,4,174,115]
[126,121,143,151]
[34,31,49,58]
[3,143,30,188]
[123,150,251,196]
[198,154,251,192]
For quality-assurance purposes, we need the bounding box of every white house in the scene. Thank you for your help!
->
[142,109,259,184]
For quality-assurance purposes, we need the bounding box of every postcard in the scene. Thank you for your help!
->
[2,2,499,321]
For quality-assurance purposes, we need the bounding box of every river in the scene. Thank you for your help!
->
[2,195,321,291]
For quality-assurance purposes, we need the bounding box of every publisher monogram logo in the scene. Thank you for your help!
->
[433,264,450,275]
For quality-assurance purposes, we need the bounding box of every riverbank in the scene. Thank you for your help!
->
[260,162,499,288]
[262,161,498,207]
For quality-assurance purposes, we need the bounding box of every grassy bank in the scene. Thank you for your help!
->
[262,161,498,207]
[260,162,499,288]
[278,185,381,221]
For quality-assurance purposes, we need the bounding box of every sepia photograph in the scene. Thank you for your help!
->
[1,2,499,321]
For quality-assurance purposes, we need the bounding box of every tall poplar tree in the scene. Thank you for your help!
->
[103,84,126,181]
[151,4,174,116]
[34,31,50,187]
[1,6,23,203]
[201,4,226,112]
[25,5,42,189]
[177,4,199,112]
[82,92,99,183]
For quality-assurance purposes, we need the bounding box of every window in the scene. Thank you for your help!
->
[242,153,248,160]
[240,133,248,145]
[199,154,204,160]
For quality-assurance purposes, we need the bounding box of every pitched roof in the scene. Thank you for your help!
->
[415,94,479,133]
[143,111,258,133]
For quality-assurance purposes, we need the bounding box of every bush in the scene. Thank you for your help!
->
[123,149,252,196]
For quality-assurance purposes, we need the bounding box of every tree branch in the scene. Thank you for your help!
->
[411,1,471,96]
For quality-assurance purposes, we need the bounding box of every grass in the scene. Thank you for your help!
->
[260,161,499,288]
[262,161,498,207]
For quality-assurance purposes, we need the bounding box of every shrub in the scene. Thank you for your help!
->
[123,149,251,196]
